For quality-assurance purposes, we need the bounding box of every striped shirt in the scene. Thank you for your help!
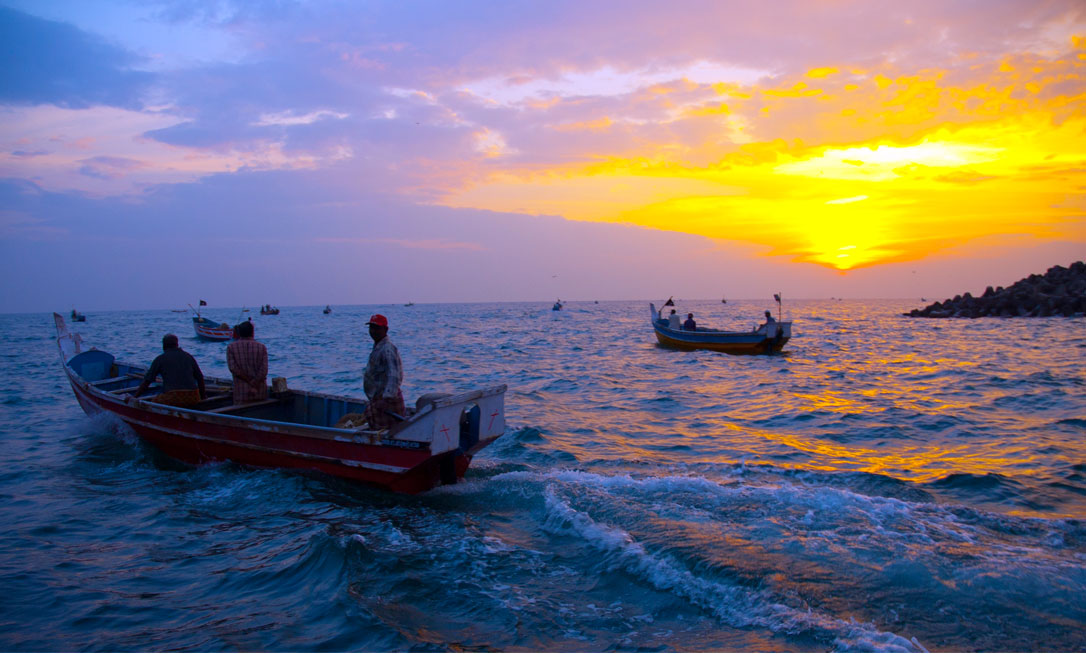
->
[226,337,268,404]
[364,336,403,401]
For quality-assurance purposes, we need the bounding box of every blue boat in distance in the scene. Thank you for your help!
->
[552,300,563,311]
[649,303,792,355]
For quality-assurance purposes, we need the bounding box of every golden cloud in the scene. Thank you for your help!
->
[439,50,1086,271]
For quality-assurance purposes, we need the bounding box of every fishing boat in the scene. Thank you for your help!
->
[323,305,332,314]
[70,309,86,322]
[552,300,563,311]
[649,303,792,354]
[260,305,280,315]
[53,313,507,494]
[192,315,233,341]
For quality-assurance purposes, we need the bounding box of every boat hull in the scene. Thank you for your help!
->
[652,328,789,354]
[56,314,506,494]
[192,317,233,340]
[649,303,792,354]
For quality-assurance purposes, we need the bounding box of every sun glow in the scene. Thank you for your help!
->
[774,142,1001,181]
[441,48,1086,271]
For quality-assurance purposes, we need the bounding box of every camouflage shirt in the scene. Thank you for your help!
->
[363,336,403,400]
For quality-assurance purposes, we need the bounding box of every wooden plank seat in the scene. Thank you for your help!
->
[206,397,282,415]
[191,393,234,410]
[92,375,138,387]
[109,386,233,407]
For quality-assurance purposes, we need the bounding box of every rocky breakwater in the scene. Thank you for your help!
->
[905,261,1086,318]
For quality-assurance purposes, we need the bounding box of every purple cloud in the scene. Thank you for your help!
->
[77,156,145,180]
[0,6,152,109]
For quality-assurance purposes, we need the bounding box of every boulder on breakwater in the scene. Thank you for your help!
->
[904,261,1086,318]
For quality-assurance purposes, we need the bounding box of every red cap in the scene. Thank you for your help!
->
[366,314,388,327]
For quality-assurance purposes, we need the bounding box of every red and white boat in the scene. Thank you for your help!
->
[192,314,234,341]
[54,313,507,493]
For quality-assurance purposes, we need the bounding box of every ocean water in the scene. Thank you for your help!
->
[1,300,1083,652]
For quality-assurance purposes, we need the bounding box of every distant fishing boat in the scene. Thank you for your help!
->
[192,315,233,341]
[552,300,563,311]
[404,302,415,307]
[649,303,792,354]
[53,313,507,494]
[70,309,86,322]
[323,305,332,314]
[721,297,727,304]
[187,302,234,340]
[260,305,280,315]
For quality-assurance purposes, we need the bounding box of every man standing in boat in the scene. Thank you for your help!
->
[363,314,406,429]
[226,321,268,404]
[756,310,776,332]
[132,334,207,407]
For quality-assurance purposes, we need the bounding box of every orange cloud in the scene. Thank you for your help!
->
[437,51,1084,272]
[552,117,614,132]
[807,67,840,79]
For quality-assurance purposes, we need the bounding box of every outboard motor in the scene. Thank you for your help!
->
[459,403,480,452]
[439,404,482,486]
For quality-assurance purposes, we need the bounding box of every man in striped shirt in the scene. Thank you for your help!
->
[226,321,268,404]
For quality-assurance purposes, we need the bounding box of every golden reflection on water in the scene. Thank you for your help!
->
[456,299,1083,518]
[754,427,1050,485]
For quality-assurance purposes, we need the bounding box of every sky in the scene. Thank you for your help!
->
[1,0,1083,312]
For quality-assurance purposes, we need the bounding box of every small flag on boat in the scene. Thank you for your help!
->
[773,294,781,303]
[199,299,207,306]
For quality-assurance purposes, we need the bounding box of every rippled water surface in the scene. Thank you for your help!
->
[1,300,1084,652]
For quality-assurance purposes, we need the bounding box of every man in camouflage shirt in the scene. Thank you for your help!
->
[363,314,405,429]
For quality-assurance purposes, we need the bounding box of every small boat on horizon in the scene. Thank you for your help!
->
[52,313,507,494]
[260,305,280,315]
[649,303,792,354]
[70,309,86,322]
[552,300,563,311]
[323,305,332,314]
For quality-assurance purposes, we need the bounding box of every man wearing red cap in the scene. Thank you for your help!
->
[363,313,405,429]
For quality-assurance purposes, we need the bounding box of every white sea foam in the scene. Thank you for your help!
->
[82,411,139,444]
[540,485,925,652]
[480,467,1083,650]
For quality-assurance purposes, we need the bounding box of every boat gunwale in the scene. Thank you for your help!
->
[62,338,508,445]
[64,361,505,446]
